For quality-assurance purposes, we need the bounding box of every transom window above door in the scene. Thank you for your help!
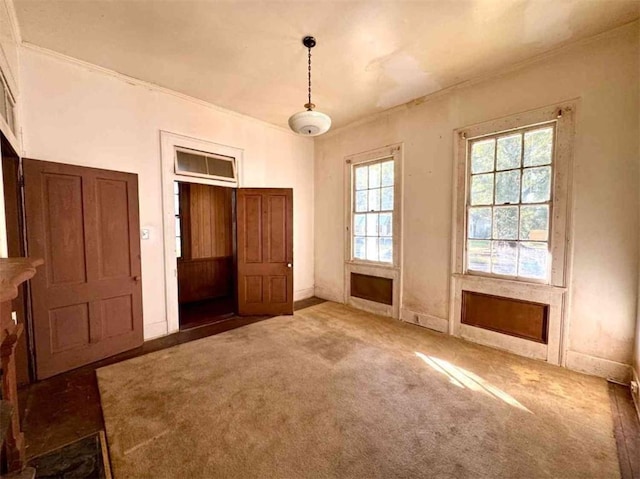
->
[466,124,555,281]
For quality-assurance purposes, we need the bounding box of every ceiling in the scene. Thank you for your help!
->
[13,0,640,130]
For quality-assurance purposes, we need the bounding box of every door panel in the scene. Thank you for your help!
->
[101,295,134,338]
[96,178,132,278]
[267,195,287,262]
[24,159,143,379]
[49,303,90,353]
[237,188,293,315]
[243,195,263,263]
[43,173,87,285]
[268,276,287,303]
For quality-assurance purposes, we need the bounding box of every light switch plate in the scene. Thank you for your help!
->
[141,228,150,240]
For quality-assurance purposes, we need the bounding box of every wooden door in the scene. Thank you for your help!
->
[236,188,293,315]
[24,159,143,379]
[2,153,30,385]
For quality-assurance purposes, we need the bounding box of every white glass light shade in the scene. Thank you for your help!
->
[288,110,331,136]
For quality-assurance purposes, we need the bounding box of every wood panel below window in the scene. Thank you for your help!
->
[461,291,548,344]
[350,273,393,305]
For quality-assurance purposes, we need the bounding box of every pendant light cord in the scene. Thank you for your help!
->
[307,46,312,110]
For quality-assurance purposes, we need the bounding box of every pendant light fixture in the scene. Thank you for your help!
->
[288,36,331,136]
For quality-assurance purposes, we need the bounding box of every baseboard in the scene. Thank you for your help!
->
[294,287,315,301]
[631,367,640,422]
[400,308,448,333]
[565,350,632,383]
[143,321,168,341]
[313,285,343,303]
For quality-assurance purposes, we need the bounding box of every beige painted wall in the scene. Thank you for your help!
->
[315,22,640,378]
[19,46,315,340]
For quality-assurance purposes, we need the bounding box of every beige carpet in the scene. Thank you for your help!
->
[97,302,620,478]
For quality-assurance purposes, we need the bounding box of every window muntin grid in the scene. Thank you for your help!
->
[466,124,555,281]
[0,72,16,135]
[175,147,237,183]
[352,158,394,263]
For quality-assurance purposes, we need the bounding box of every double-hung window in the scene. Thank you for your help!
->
[348,145,402,267]
[353,159,395,263]
[466,124,555,282]
[452,104,574,363]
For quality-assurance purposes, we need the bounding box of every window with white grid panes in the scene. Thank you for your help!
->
[352,158,394,263]
[466,124,554,281]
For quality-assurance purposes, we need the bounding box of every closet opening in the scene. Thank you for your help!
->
[174,181,236,330]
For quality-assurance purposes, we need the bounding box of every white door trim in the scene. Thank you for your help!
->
[159,130,243,334]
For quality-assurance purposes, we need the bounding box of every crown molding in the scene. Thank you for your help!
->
[21,42,308,139]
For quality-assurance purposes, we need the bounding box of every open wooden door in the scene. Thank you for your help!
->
[24,159,143,379]
[236,188,293,316]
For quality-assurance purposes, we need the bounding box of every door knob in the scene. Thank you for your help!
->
[287,263,292,268]
[134,276,141,281]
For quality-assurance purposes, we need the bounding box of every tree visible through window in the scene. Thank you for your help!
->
[352,159,394,263]
[466,125,554,281]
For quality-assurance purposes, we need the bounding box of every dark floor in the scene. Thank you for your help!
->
[27,432,110,479]
[17,297,640,479]
[19,296,325,459]
[609,382,640,479]
[179,296,235,330]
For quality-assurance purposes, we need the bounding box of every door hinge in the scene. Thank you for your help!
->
[18,174,24,188]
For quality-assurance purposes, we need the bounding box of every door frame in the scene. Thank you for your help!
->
[160,131,244,335]
[1,136,33,384]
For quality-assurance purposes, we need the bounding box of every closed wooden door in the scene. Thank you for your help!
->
[236,188,293,315]
[24,159,143,379]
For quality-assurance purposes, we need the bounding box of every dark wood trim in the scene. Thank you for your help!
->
[350,273,393,305]
[608,382,640,479]
[461,291,549,344]
[178,182,191,260]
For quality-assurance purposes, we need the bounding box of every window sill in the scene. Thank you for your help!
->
[345,260,400,271]
[452,273,566,294]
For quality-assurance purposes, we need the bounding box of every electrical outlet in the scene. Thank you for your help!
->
[141,228,150,240]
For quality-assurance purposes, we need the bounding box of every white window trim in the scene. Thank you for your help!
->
[450,102,576,366]
[160,130,243,335]
[0,66,20,154]
[464,123,555,284]
[344,143,403,319]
